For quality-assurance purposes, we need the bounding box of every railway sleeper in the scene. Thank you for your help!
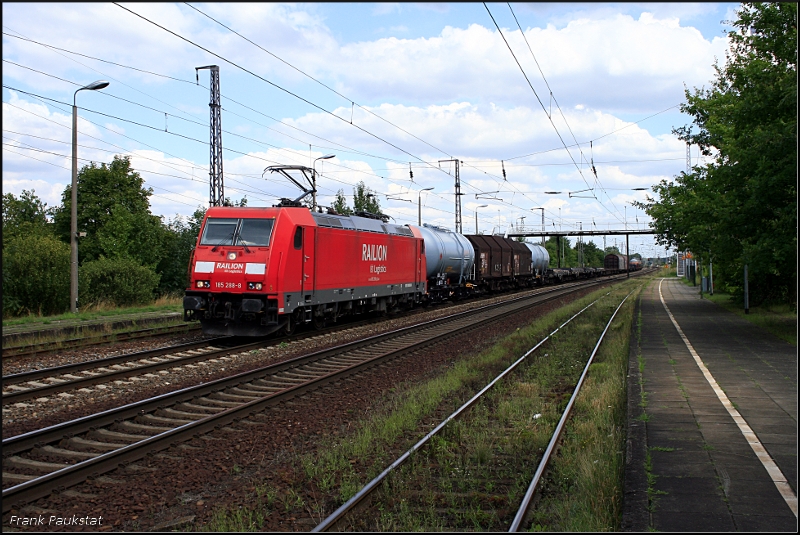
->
[232,382,280,392]
[136,413,193,426]
[251,379,300,390]
[279,370,323,380]
[301,362,343,372]
[209,391,262,402]
[4,456,68,473]
[88,428,146,443]
[31,445,99,461]
[115,420,173,434]
[194,396,242,408]
[63,436,129,452]
[2,471,37,484]
[178,401,227,413]
[227,386,271,398]
[157,407,211,420]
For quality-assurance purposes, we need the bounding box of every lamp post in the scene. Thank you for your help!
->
[418,187,433,225]
[531,207,544,246]
[475,204,488,234]
[71,80,109,313]
[312,154,335,212]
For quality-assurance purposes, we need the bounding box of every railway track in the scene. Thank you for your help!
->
[312,286,635,531]
[2,337,233,405]
[1,276,618,514]
[2,322,202,359]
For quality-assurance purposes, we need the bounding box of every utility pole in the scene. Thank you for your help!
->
[439,159,462,233]
[197,65,224,207]
[686,142,691,173]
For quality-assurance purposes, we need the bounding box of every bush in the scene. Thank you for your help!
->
[3,233,71,317]
[79,256,161,307]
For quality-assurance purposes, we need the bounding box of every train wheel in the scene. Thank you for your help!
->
[312,306,326,330]
[282,315,296,336]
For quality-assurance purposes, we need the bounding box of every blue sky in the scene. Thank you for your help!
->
[3,2,740,258]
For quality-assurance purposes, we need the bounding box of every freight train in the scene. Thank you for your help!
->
[183,205,634,336]
[603,253,643,272]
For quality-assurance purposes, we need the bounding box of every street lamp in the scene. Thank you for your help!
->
[312,154,335,212]
[71,80,109,313]
[475,204,488,234]
[418,187,433,225]
[531,207,545,246]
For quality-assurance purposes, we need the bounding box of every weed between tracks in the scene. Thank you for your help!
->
[199,278,645,531]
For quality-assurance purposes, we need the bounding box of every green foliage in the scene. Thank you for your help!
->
[3,232,70,316]
[2,189,51,239]
[53,155,169,267]
[544,237,639,268]
[223,196,248,207]
[332,188,353,215]
[79,256,161,307]
[352,181,382,215]
[157,208,206,294]
[636,3,797,306]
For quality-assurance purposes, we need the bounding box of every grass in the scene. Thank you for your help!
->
[341,279,642,531]
[2,294,183,328]
[705,292,797,346]
[193,276,647,531]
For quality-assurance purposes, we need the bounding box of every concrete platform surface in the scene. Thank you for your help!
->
[623,278,797,532]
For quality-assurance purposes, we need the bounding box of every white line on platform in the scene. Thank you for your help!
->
[658,278,797,517]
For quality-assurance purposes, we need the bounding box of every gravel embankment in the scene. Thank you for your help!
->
[2,283,611,532]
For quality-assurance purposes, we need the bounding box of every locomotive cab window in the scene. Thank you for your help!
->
[200,217,275,247]
[238,218,275,247]
[200,218,238,246]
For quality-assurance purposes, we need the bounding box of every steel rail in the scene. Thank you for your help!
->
[1,279,608,513]
[2,323,201,358]
[2,337,255,404]
[2,337,229,386]
[311,288,615,532]
[508,290,634,531]
[2,306,416,403]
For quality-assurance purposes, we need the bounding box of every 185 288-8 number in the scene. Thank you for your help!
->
[215,282,242,289]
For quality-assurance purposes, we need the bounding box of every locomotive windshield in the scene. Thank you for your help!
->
[200,217,275,247]
[238,218,274,246]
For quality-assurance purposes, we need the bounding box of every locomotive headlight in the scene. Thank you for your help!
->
[196,280,210,288]
[247,282,263,290]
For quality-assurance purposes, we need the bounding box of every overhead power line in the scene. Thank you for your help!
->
[182,2,454,160]
[113,2,454,177]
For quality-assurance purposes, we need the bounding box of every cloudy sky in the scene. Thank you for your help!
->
[2,2,739,258]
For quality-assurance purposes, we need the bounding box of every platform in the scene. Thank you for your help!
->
[623,277,797,531]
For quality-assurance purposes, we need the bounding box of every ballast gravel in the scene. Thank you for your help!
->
[1,283,612,531]
[3,291,547,437]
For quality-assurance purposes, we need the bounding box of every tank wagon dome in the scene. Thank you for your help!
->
[523,242,550,273]
[409,223,475,282]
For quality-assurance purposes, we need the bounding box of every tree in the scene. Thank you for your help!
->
[3,233,70,316]
[581,240,605,267]
[2,190,68,316]
[79,256,161,307]
[53,155,169,268]
[332,189,353,215]
[157,207,207,294]
[2,189,51,239]
[352,182,382,215]
[636,3,797,306]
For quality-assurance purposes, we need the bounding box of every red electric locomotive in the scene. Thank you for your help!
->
[183,206,426,336]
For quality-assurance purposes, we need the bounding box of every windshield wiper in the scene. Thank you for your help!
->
[233,229,251,253]
[211,232,234,252]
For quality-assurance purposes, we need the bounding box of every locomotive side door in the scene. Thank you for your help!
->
[301,225,316,301]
